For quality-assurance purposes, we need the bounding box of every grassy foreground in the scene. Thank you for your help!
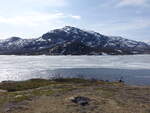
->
[0,78,150,113]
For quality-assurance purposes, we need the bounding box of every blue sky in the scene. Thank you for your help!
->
[0,0,149,41]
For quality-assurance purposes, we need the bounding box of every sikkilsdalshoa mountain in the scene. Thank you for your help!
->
[0,26,150,55]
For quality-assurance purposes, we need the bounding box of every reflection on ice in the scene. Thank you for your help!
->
[0,55,150,85]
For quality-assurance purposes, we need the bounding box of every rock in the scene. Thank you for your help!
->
[15,95,23,98]
[70,96,90,106]
[0,89,7,93]
[4,108,11,112]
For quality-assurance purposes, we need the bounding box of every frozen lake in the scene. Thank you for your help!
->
[0,55,150,85]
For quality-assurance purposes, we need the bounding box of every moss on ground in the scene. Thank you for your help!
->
[0,78,149,113]
[0,79,54,92]
[0,78,94,92]
[0,78,93,105]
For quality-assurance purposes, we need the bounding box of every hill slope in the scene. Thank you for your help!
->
[0,26,150,55]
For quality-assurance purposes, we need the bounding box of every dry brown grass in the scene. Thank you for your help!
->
[0,78,150,113]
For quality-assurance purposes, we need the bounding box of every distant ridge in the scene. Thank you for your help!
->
[0,26,150,55]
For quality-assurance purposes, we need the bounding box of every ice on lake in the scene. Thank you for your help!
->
[0,55,150,85]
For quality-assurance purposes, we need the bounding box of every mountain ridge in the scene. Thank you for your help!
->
[0,26,150,55]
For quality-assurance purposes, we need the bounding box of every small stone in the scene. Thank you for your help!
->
[15,95,23,98]
[0,89,7,93]
[4,108,11,112]
[70,96,90,106]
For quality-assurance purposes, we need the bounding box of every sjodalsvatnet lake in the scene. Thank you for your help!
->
[0,55,150,85]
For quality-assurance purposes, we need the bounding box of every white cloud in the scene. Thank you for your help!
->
[70,15,81,20]
[5,0,68,7]
[24,0,68,7]
[0,11,81,39]
[105,19,150,31]
[98,0,149,9]
[117,0,148,6]
[0,12,81,27]
[89,18,150,40]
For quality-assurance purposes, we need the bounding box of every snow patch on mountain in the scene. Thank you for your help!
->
[0,26,149,55]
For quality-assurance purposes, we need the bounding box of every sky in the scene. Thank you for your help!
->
[0,0,150,41]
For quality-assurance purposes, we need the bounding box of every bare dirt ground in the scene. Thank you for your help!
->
[0,79,150,113]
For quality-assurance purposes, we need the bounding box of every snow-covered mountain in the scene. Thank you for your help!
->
[147,42,150,45]
[0,26,150,55]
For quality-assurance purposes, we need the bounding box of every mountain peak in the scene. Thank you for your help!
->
[64,25,73,28]
[58,26,83,35]
[7,37,21,42]
[61,26,102,37]
[62,26,79,31]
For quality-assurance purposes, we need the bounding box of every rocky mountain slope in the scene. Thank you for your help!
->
[0,26,150,55]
